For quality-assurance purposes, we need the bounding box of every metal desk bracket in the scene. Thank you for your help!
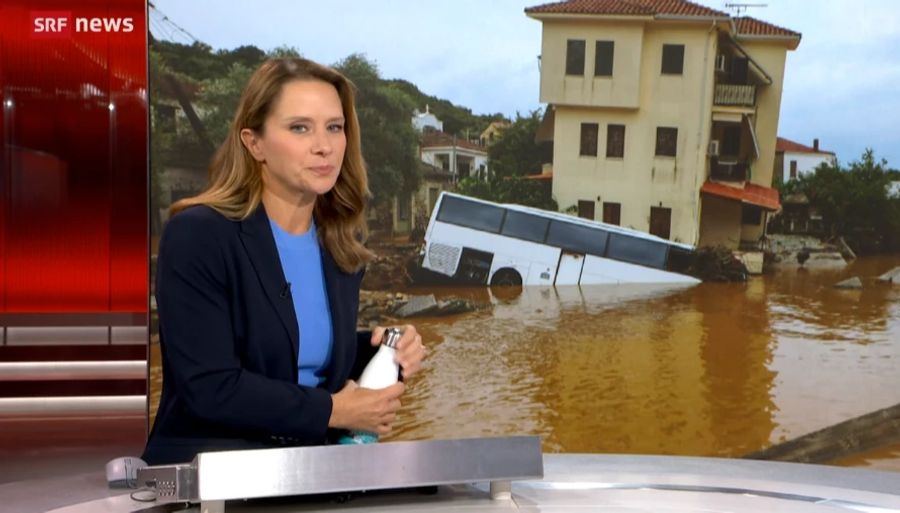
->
[490,480,512,500]
[138,436,542,511]
[200,499,224,513]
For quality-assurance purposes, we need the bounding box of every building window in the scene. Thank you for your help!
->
[649,206,672,240]
[594,40,614,76]
[398,194,411,221]
[603,202,621,225]
[742,205,762,225]
[458,161,471,179]
[606,124,625,158]
[655,127,678,157]
[790,160,798,179]
[722,125,741,157]
[566,39,585,75]
[580,123,599,156]
[577,200,595,220]
[731,57,749,84]
[661,44,685,75]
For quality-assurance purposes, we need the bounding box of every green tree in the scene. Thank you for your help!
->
[455,110,556,211]
[148,48,170,235]
[267,46,302,59]
[222,45,266,69]
[487,110,549,178]
[784,149,900,252]
[197,62,255,147]
[386,78,505,137]
[152,40,228,81]
[457,176,557,211]
[334,54,420,208]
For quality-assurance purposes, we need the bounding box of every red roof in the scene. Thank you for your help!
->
[525,2,800,40]
[521,172,553,180]
[776,137,834,155]
[525,0,727,17]
[421,131,486,153]
[701,181,780,211]
[734,17,801,38]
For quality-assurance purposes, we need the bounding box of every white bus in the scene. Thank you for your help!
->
[421,192,700,286]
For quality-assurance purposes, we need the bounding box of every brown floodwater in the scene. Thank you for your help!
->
[150,255,900,471]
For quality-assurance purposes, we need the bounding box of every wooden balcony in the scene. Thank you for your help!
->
[714,84,756,107]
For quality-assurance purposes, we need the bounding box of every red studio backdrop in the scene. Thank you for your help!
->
[0,0,148,316]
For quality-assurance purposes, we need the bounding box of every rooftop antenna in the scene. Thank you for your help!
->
[724,2,768,16]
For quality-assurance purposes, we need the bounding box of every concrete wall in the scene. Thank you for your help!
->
[539,19,645,108]
[420,148,488,178]
[737,40,787,189]
[741,209,767,243]
[549,21,718,244]
[732,40,791,243]
[698,194,742,247]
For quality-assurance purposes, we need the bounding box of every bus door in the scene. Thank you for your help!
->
[555,252,585,285]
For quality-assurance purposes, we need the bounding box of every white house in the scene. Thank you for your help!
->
[888,181,900,199]
[419,130,489,182]
[410,107,489,180]
[776,137,836,181]
[411,105,443,132]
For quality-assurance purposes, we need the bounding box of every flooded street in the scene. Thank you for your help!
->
[149,256,900,470]
[385,255,900,471]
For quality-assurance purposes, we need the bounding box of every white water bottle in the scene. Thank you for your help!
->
[338,328,401,444]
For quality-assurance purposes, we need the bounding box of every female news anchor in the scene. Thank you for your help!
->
[143,58,426,465]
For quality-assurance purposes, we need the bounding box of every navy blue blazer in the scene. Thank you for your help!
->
[143,204,377,465]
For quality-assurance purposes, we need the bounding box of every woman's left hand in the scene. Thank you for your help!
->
[371,325,426,379]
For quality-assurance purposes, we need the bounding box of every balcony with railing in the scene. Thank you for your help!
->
[714,84,756,107]
[709,158,751,182]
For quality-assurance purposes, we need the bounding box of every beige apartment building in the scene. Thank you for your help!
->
[526,0,799,248]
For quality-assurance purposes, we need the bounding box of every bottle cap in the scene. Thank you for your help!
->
[383,328,402,349]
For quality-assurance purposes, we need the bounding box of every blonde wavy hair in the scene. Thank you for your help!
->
[170,57,374,273]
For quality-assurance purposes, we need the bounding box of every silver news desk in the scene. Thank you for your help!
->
[137,436,542,511]
[4,438,900,513]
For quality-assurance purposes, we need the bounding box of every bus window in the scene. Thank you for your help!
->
[546,221,609,256]
[606,233,668,269]
[501,210,549,243]
[437,195,504,233]
[666,247,693,273]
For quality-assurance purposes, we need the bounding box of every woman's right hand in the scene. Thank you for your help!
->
[328,380,405,435]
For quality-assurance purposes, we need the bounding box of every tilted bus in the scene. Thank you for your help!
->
[422,192,699,286]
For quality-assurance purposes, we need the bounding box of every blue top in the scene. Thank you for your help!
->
[269,218,333,387]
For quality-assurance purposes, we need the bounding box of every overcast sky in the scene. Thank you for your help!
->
[150,0,900,167]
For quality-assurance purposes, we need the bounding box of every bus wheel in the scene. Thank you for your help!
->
[490,269,522,287]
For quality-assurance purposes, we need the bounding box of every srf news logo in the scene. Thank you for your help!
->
[31,11,135,38]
